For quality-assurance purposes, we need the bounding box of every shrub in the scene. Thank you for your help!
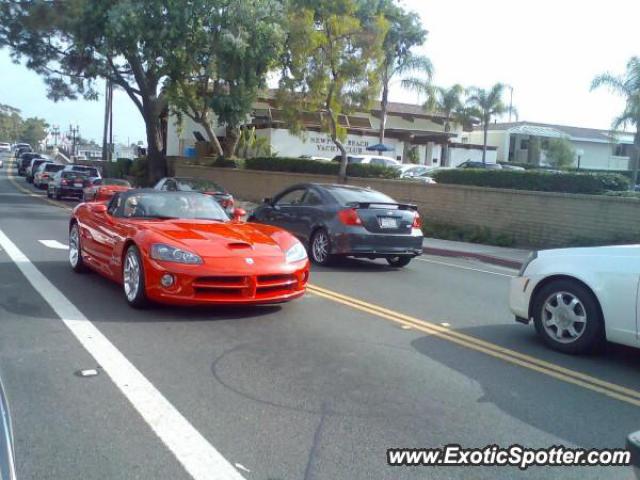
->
[128,157,150,187]
[422,220,516,247]
[544,138,575,169]
[245,157,400,179]
[432,169,629,194]
[103,158,133,178]
[211,156,239,168]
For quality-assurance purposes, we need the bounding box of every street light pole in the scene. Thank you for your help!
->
[69,124,79,159]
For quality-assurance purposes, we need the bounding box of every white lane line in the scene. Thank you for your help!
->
[416,257,516,277]
[0,229,245,480]
[39,240,69,250]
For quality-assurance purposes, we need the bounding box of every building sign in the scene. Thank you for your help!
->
[309,134,373,154]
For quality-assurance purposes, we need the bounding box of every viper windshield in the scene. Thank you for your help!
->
[114,191,229,221]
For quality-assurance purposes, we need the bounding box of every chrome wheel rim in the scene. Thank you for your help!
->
[123,250,140,302]
[541,291,587,343]
[312,232,329,263]
[69,226,79,267]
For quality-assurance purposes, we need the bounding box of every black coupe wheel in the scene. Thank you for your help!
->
[386,256,412,268]
[532,279,604,354]
[123,245,148,308]
[310,229,333,266]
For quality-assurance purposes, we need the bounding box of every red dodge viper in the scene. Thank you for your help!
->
[68,189,309,307]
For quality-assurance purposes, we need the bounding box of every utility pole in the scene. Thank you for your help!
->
[508,85,514,123]
[102,77,113,161]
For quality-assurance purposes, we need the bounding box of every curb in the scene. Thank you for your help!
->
[422,246,524,270]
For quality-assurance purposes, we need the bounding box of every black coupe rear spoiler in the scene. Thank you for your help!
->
[346,202,418,211]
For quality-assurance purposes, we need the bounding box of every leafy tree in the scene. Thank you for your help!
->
[168,0,284,158]
[277,0,388,178]
[0,104,23,143]
[466,83,508,164]
[591,56,640,187]
[0,0,209,183]
[544,138,575,168]
[20,117,49,146]
[377,1,430,144]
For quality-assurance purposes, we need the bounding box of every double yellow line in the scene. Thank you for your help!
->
[308,284,640,408]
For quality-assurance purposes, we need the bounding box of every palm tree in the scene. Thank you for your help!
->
[591,56,640,188]
[422,84,464,166]
[466,83,508,164]
[379,53,433,144]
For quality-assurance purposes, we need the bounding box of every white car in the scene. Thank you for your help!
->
[334,155,401,167]
[510,245,640,354]
[0,142,10,152]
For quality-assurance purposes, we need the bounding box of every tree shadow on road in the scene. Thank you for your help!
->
[410,324,640,449]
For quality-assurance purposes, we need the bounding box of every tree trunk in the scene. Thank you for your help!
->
[327,108,348,180]
[202,119,224,157]
[482,122,488,164]
[223,125,241,158]
[442,119,451,167]
[379,80,389,144]
[142,100,166,185]
[631,129,640,190]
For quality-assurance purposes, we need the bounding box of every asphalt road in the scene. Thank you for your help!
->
[0,152,638,480]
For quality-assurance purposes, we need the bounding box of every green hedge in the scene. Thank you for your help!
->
[103,158,133,178]
[245,157,400,179]
[432,169,629,194]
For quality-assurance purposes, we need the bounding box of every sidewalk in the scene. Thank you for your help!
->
[422,238,531,269]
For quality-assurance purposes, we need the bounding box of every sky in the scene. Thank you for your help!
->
[0,0,638,144]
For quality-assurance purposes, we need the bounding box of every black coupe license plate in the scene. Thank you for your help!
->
[379,217,397,229]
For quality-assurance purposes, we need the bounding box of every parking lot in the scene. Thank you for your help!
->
[1,151,639,479]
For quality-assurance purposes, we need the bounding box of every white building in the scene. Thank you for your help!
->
[466,121,635,170]
[166,93,497,166]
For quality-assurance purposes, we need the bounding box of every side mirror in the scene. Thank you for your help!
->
[263,197,272,205]
[93,204,108,213]
[232,207,247,221]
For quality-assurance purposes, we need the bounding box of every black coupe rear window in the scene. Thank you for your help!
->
[324,186,395,205]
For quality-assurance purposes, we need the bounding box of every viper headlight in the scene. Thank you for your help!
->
[150,243,203,264]
[285,242,307,263]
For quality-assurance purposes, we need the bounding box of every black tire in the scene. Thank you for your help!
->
[54,189,61,200]
[47,188,52,198]
[309,228,334,266]
[123,245,148,308]
[531,279,604,354]
[386,256,412,268]
[69,223,88,273]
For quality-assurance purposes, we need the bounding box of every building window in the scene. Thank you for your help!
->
[520,139,529,150]
[613,144,632,157]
